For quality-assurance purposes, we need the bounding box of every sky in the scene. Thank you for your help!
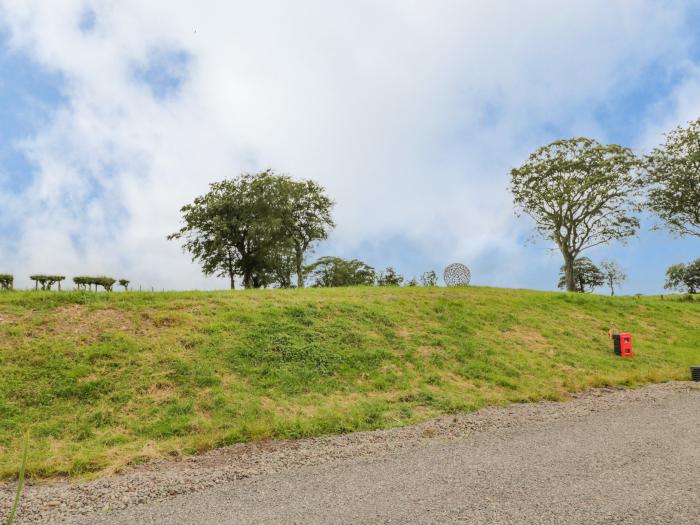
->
[0,1,699,294]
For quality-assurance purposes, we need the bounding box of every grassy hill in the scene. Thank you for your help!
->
[0,286,698,479]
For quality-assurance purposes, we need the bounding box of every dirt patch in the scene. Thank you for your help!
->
[49,305,138,339]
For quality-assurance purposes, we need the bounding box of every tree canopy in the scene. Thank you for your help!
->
[664,259,700,294]
[511,137,641,292]
[168,170,334,289]
[557,257,604,293]
[644,118,700,238]
[304,256,376,287]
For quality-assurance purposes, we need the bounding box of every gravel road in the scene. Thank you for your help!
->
[3,381,699,524]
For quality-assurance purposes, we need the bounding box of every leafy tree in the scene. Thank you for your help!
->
[169,170,334,289]
[420,270,438,286]
[644,118,700,237]
[29,275,65,291]
[511,138,641,292]
[664,259,700,294]
[0,274,13,291]
[557,257,604,293]
[119,279,130,291]
[599,260,626,296]
[281,179,335,288]
[377,267,404,286]
[305,256,376,287]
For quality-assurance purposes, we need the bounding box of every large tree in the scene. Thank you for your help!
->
[644,118,700,238]
[557,256,604,293]
[511,138,641,292]
[168,170,332,289]
[281,179,335,288]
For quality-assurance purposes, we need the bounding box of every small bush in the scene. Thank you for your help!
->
[29,275,65,291]
[0,273,13,291]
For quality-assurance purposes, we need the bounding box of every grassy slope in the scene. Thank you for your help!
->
[0,286,698,479]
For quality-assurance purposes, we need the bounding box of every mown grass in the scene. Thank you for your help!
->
[0,286,698,480]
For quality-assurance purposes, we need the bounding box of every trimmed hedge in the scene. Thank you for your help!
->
[0,274,13,291]
[73,276,117,292]
[29,275,65,291]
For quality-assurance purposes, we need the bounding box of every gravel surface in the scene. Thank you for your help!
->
[2,381,699,524]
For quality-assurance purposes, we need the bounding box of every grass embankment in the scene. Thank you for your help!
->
[0,287,698,479]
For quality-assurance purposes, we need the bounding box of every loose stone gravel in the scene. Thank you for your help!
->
[1,381,698,524]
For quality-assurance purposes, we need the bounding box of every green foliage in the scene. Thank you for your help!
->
[0,274,13,291]
[420,271,438,286]
[29,275,65,291]
[118,279,130,291]
[377,267,404,286]
[644,118,700,237]
[510,137,642,292]
[305,256,376,287]
[664,259,700,294]
[0,287,698,480]
[168,170,334,289]
[406,277,418,287]
[73,276,117,292]
[557,257,604,293]
[599,260,626,296]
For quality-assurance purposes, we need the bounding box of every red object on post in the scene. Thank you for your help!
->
[612,332,632,357]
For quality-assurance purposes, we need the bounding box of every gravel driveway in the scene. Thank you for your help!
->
[3,381,699,524]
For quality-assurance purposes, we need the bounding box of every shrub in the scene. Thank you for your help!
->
[420,270,438,286]
[377,267,404,286]
[73,276,117,292]
[29,275,66,291]
[0,274,13,291]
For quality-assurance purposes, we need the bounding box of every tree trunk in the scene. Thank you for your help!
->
[243,272,253,289]
[296,259,304,289]
[563,251,576,292]
[229,273,236,290]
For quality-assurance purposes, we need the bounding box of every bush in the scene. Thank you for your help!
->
[420,271,438,286]
[0,274,13,291]
[73,276,117,292]
[29,275,66,291]
[377,267,403,286]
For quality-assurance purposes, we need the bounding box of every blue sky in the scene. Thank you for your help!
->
[0,1,699,293]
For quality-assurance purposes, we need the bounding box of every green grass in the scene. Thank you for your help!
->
[0,286,698,480]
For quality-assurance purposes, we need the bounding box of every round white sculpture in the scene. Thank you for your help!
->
[443,263,471,287]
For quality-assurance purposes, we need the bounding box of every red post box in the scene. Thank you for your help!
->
[612,332,632,358]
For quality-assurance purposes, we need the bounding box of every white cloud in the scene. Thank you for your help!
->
[0,0,696,289]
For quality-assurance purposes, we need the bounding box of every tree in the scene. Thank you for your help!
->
[406,277,418,287]
[664,259,700,294]
[511,138,641,292]
[119,279,130,291]
[557,257,604,293]
[644,118,700,238]
[377,267,404,286]
[599,260,626,296]
[281,179,335,288]
[169,171,334,289]
[420,270,438,286]
[305,256,376,287]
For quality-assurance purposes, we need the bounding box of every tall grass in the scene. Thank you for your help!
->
[5,432,28,525]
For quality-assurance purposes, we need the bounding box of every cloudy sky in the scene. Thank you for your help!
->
[1,1,699,293]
